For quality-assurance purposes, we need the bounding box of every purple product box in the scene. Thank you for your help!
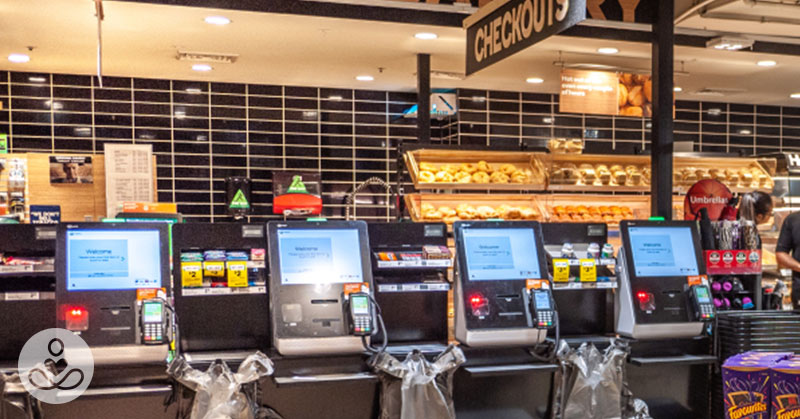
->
[723,352,794,419]
[771,358,800,419]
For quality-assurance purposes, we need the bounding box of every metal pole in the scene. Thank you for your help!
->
[651,0,674,219]
[417,53,431,143]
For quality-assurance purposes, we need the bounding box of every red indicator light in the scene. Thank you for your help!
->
[71,309,82,316]
[469,294,485,307]
[636,292,649,302]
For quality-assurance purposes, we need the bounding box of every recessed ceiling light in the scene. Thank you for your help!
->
[757,60,777,67]
[526,77,544,84]
[8,53,30,63]
[739,129,752,135]
[356,75,374,81]
[597,47,619,55]
[28,76,46,83]
[674,86,683,92]
[791,93,800,99]
[185,88,203,94]
[328,95,343,101]
[192,64,212,72]
[415,32,438,40]
[204,16,231,25]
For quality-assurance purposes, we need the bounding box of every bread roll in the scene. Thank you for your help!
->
[499,164,517,175]
[618,84,629,108]
[627,85,644,107]
[419,170,435,183]
[644,79,652,103]
[579,164,597,184]
[490,172,510,184]
[435,171,454,183]
[472,171,490,183]
[460,163,478,174]
[477,160,494,173]
[419,162,436,172]
[597,165,612,185]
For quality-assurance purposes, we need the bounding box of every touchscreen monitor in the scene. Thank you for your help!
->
[627,226,699,277]
[66,229,162,291]
[461,227,541,281]
[276,228,364,285]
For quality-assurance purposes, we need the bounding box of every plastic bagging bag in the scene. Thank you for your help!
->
[167,351,280,419]
[551,339,632,419]
[1,363,46,419]
[370,345,466,419]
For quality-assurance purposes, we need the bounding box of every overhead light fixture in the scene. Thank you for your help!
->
[192,64,212,72]
[790,93,800,99]
[597,47,619,54]
[328,95,343,101]
[204,16,231,25]
[526,77,544,84]
[185,88,203,94]
[356,75,374,81]
[8,53,30,63]
[739,129,752,135]
[707,108,722,116]
[415,32,438,40]
[757,60,777,67]
[471,96,486,103]
[706,36,754,51]
[177,51,238,64]
[674,86,683,92]
[28,76,46,83]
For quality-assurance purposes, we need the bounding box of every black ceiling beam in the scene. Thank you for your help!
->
[116,0,467,27]
[561,25,800,57]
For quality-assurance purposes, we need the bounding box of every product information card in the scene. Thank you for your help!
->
[104,144,154,218]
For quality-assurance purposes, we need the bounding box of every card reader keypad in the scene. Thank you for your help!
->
[537,311,553,328]
[144,324,162,343]
[699,304,715,320]
[354,317,371,334]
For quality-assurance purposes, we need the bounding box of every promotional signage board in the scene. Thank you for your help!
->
[559,68,654,117]
[465,0,586,75]
[683,179,733,221]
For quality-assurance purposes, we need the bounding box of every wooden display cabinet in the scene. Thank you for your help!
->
[405,193,547,224]
[543,154,651,193]
[404,149,547,191]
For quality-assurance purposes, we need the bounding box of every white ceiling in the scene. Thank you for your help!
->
[1,0,800,105]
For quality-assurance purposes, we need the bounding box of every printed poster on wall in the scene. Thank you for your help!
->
[50,156,93,184]
[559,69,654,117]
[104,144,154,218]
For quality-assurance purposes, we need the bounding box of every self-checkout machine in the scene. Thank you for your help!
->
[616,219,717,417]
[451,220,560,418]
[33,222,177,418]
[261,219,384,419]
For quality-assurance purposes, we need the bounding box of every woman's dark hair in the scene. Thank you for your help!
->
[739,191,773,221]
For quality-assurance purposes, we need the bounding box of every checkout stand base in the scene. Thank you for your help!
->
[625,337,715,419]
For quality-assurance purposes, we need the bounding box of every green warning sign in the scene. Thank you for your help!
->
[0,134,7,154]
[229,189,250,209]
[287,175,308,194]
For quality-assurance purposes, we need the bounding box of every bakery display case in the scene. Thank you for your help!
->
[405,193,546,224]
[672,155,775,194]
[404,149,547,191]
[544,154,650,192]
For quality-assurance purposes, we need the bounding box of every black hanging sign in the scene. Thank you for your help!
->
[465,0,586,75]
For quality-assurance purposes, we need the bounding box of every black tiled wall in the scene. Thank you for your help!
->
[0,71,426,222]
[2,70,798,222]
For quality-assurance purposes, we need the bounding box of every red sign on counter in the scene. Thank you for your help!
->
[705,250,761,275]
